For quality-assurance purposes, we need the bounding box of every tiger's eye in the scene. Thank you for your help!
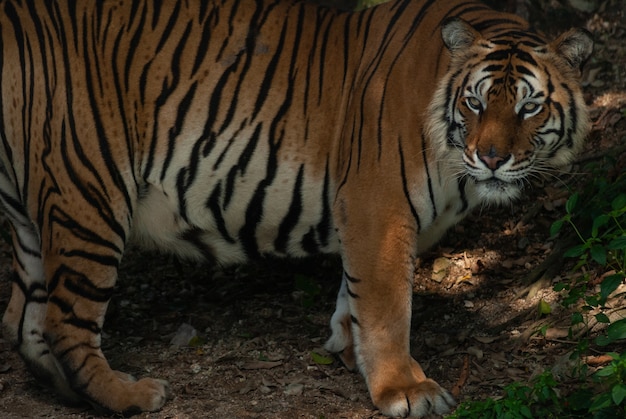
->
[523,102,540,113]
[465,97,482,112]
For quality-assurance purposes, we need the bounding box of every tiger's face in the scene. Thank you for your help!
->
[431,19,593,205]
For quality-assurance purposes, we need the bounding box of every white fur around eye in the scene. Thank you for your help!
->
[516,100,543,119]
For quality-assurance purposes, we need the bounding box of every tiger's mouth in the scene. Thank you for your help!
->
[474,177,524,203]
[477,178,510,188]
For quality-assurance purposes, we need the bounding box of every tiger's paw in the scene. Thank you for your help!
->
[372,379,455,418]
[88,376,170,414]
[127,377,170,412]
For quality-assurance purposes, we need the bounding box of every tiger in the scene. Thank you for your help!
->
[0,0,592,416]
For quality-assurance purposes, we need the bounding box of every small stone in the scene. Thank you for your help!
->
[284,383,304,396]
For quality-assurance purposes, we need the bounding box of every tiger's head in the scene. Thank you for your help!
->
[428,18,593,205]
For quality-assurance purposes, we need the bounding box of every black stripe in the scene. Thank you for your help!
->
[180,227,215,257]
[563,82,578,149]
[47,204,123,255]
[159,32,196,183]
[62,267,115,302]
[206,183,236,244]
[421,133,437,220]
[457,176,469,214]
[176,128,212,222]
[61,250,120,269]
[50,13,127,242]
[346,284,359,299]
[316,161,332,247]
[275,164,305,253]
[223,123,262,208]
[123,2,148,90]
[252,14,289,120]
[344,271,361,283]
[470,18,524,32]
[301,227,319,254]
[82,19,134,217]
[154,1,182,53]
[192,5,217,75]
[398,139,422,232]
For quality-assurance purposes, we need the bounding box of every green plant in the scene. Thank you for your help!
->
[587,352,626,416]
[447,371,568,419]
[551,164,626,344]
[548,161,626,417]
[448,162,626,418]
[551,190,626,275]
[294,273,321,308]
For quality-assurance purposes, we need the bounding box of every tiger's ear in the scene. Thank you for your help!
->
[441,18,482,52]
[551,28,594,71]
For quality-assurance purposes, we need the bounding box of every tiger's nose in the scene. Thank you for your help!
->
[478,147,510,170]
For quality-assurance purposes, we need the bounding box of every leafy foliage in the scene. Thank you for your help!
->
[448,371,566,418]
[449,160,626,418]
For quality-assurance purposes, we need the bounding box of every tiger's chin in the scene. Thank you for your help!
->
[474,178,523,206]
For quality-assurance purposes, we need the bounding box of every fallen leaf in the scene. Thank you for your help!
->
[310,351,334,365]
[240,360,283,370]
[467,346,483,359]
[474,336,498,344]
[431,257,451,282]
[544,328,569,340]
[170,323,198,347]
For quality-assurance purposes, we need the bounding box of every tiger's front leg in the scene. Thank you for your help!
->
[329,202,454,418]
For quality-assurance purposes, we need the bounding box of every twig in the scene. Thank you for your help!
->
[451,355,470,398]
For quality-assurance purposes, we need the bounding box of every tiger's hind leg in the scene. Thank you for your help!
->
[1,223,81,404]
[38,212,170,414]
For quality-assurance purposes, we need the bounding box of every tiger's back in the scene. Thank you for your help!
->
[0,0,592,416]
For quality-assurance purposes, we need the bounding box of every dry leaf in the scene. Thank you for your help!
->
[240,360,283,370]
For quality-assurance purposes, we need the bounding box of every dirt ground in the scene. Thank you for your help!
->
[1,1,625,418]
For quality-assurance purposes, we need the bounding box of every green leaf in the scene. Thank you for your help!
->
[594,364,616,378]
[607,235,626,250]
[538,299,552,315]
[596,335,613,346]
[564,244,587,258]
[612,383,626,405]
[589,393,613,412]
[520,405,533,418]
[592,214,610,238]
[611,193,626,212]
[566,192,579,214]
[572,311,584,325]
[310,351,334,365]
[591,245,607,265]
[550,219,565,237]
[567,388,594,410]
[595,313,611,323]
[607,318,626,342]
[601,274,624,302]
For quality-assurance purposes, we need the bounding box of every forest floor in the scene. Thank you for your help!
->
[0,1,625,418]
